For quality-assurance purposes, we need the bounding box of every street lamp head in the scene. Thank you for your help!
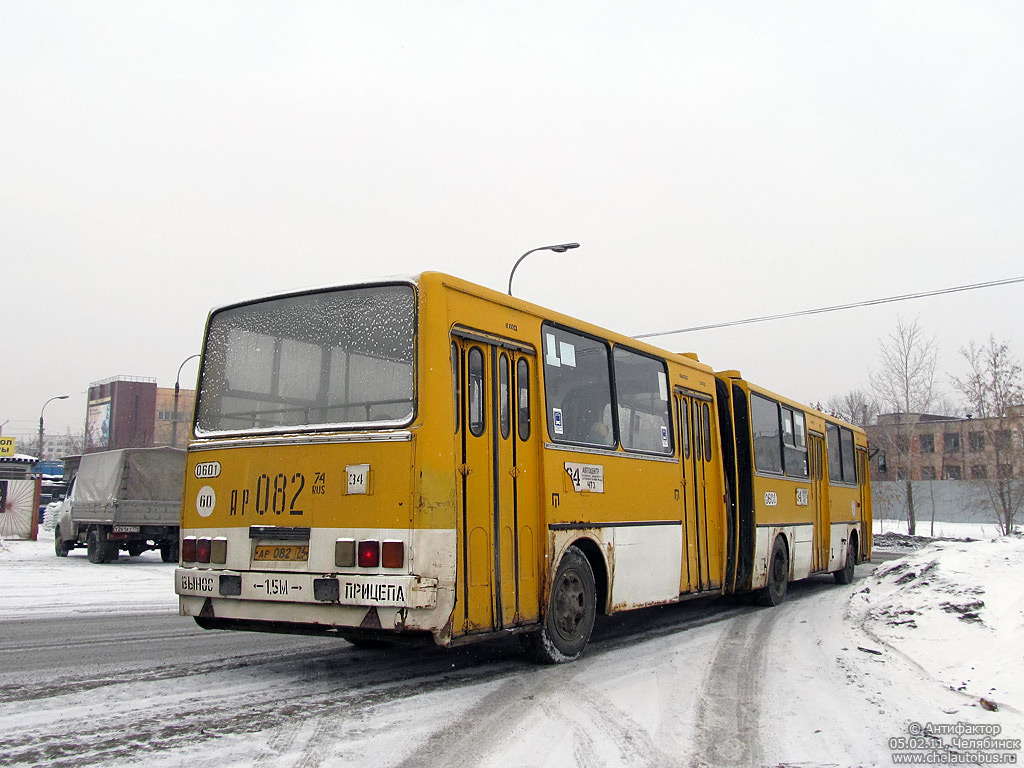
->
[508,242,581,295]
[39,395,70,460]
[549,242,580,253]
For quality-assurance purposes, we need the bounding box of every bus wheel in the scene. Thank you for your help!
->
[833,538,857,585]
[757,536,789,607]
[522,545,597,664]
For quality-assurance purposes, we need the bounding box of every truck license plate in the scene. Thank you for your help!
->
[254,544,309,562]
[112,525,141,533]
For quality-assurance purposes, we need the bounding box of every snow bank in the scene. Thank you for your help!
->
[874,518,1012,542]
[850,535,1024,712]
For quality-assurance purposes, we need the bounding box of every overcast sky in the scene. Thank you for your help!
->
[3,1,1023,441]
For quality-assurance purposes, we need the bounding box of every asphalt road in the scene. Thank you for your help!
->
[0,611,335,677]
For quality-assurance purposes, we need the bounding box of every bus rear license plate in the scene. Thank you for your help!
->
[254,545,309,562]
[112,526,141,533]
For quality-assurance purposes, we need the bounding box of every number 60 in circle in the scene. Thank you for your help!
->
[197,486,216,517]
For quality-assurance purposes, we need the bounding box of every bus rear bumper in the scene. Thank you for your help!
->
[179,591,450,636]
[177,568,451,636]
[175,567,438,608]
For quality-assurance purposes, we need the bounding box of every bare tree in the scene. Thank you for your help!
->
[871,316,941,535]
[825,389,877,425]
[951,336,1024,535]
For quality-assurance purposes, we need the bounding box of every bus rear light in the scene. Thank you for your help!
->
[357,540,379,568]
[381,540,404,569]
[182,536,197,562]
[211,537,228,564]
[335,538,356,568]
[196,537,212,564]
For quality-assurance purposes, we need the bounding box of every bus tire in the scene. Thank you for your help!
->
[54,527,72,557]
[833,537,857,585]
[757,536,789,607]
[522,545,597,664]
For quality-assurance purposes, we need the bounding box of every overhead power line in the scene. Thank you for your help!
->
[632,275,1024,340]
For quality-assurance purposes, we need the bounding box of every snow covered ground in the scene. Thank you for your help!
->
[0,538,175,619]
[874,516,1013,541]
[2,527,1022,767]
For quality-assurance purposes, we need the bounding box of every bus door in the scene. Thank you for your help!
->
[675,391,714,592]
[857,448,870,552]
[453,333,539,632]
[809,432,829,571]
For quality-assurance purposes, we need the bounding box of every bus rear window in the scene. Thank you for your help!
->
[195,285,416,435]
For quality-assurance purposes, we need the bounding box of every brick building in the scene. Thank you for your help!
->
[154,386,197,448]
[865,407,1024,483]
[85,376,196,453]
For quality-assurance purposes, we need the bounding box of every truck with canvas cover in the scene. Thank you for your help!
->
[54,447,185,563]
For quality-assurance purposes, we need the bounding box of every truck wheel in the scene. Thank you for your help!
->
[160,542,179,563]
[87,529,112,564]
[54,527,72,557]
[521,545,597,664]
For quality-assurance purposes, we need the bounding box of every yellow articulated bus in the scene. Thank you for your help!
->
[175,272,871,662]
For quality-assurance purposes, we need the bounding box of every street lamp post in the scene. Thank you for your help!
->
[172,354,201,448]
[39,395,69,461]
[507,242,580,296]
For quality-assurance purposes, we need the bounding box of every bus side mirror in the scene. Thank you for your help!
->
[877,451,887,474]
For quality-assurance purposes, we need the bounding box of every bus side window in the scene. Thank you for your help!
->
[751,393,782,474]
[612,346,672,455]
[451,341,460,433]
[840,427,857,483]
[468,347,485,437]
[826,423,842,482]
[680,399,690,460]
[782,407,809,478]
[517,358,530,441]
[693,401,703,459]
[499,353,511,440]
[542,324,614,448]
[701,402,712,462]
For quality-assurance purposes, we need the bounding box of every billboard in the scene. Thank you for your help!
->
[86,398,111,451]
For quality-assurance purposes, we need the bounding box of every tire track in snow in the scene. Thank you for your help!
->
[398,658,686,768]
[554,682,678,768]
[391,602,751,768]
[687,608,778,767]
[0,645,520,767]
[289,714,339,768]
[252,712,337,768]
[393,662,576,768]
